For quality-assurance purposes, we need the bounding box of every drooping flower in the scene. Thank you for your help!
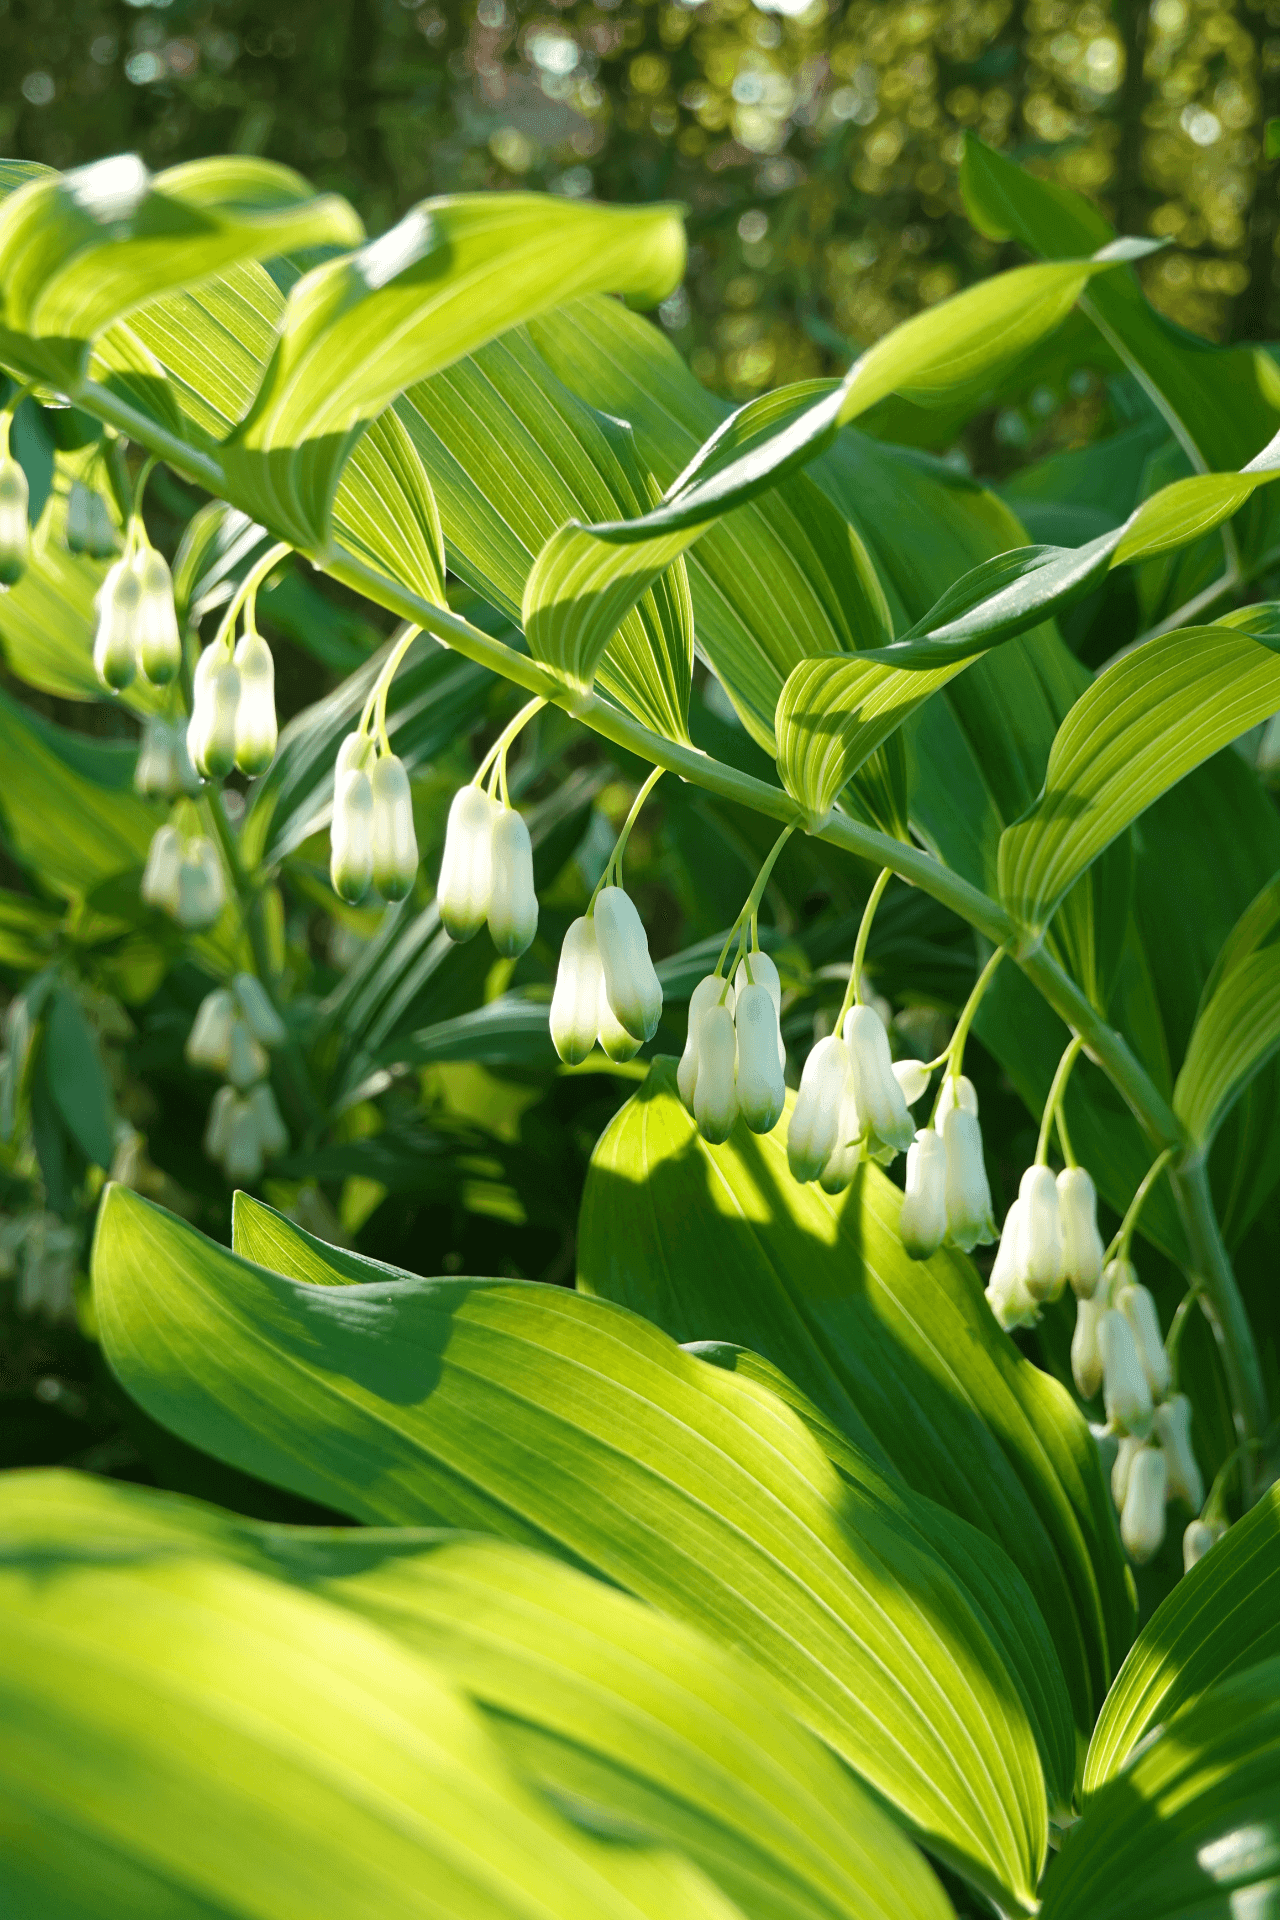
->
[187,643,241,778]
[135,547,182,686]
[369,753,418,903]
[66,482,116,558]
[594,885,662,1044]
[140,824,183,914]
[892,1058,931,1107]
[231,627,278,775]
[787,1034,849,1183]
[817,1073,862,1194]
[246,1081,289,1161]
[437,784,499,941]
[173,837,225,931]
[735,980,785,1134]
[899,1128,948,1260]
[1099,1307,1154,1439]
[329,735,375,905]
[1114,1268,1171,1400]
[596,976,643,1063]
[1153,1394,1204,1512]
[679,974,732,1110]
[1071,1293,1106,1399]
[94,558,142,692]
[843,1005,914,1155]
[185,988,237,1073]
[1111,1432,1145,1510]
[692,1001,738,1145]
[734,949,786,1071]
[1120,1445,1167,1563]
[551,917,605,1066]
[1182,1517,1225,1573]
[942,1102,996,1251]
[134,717,199,800]
[1057,1166,1104,1299]
[986,1200,1039,1329]
[488,806,539,958]
[934,1071,978,1131]
[1012,1164,1064,1302]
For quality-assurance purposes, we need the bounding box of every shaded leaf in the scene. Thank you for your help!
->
[42,986,115,1167]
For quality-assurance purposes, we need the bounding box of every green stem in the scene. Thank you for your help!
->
[714,822,796,976]
[1055,1099,1078,1171]
[473,694,547,790]
[607,764,663,885]
[66,375,1268,1486]
[1107,1145,1176,1265]
[211,540,291,658]
[373,623,422,753]
[837,866,892,1029]
[1036,1034,1085,1166]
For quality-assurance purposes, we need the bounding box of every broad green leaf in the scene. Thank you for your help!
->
[775,653,971,816]
[1174,876,1280,1145]
[224,194,686,550]
[998,621,1280,934]
[0,687,158,899]
[0,889,61,972]
[1041,1658,1280,1920]
[42,985,115,1167]
[0,1472,740,1920]
[577,1060,1134,1743]
[392,996,560,1071]
[94,1182,1054,1911]
[0,155,363,389]
[1085,1484,1280,1791]
[7,1470,950,1920]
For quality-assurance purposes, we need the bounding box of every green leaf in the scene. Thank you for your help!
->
[577,1060,1134,1745]
[775,652,973,817]
[1173,877,1280,1145]
[42,986,115,1167]
[93,1181,1055,1912]
[998,620,1280,934]
[0,686,158,900]
[0,1470,741,1920]
[0,155,364,389]
[1084,1484,1280,1791]
[9,1469,950,1920]
[223,194,686,550]
[1042,1658,1280,1920]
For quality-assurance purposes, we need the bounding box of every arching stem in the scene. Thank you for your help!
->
[1036,1034,1085,1167]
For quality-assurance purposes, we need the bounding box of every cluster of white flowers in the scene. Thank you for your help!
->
[330,731,420,906]
[141,823,225,930]
[0,453,29,587]
[94,543,183,692]
[187,972,289,1183]
[133,716,200,801]
[187,625,277,780]
[678,951,787,1141]
[551,888,663,1064]
[987,1162,1105,1327]
[436,783,537,954]
[896,1072,998,1253]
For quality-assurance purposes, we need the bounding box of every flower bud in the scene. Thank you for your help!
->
[892,1059,931,1107]
[247,1081,289,1161]
[1111,1432,1145,1510]
[843,1005,914,1154]
[1153,1393,1203,1512]
[488,806,539,958]
[1071,1294,1105,1399]
[203,1084,237,1162]
[135,718,195,799]
[734,950,785,1070]
[187,644,241,778]
[330,766,374,904]
[942,1105,996,1250]
[899,1128,948,1260]
[735,982,785,1134]
[1120,1445,1167,1563]
[595,886,662,1043]
[186,988,236,1073]
[1057,1166,1104,1299]
[367,753,418,902]
[140,824,183,914]
[818,1076,862,1194]
[551,917,604,1065]
[1116,1276,1171,1400]
[225,1018,269,1091]
[437,784,498,941]
[0,455,29,585]
[174,839,225,931]
[693,1001,738,1145]
[935,1072,978,1131]
[1014,1164,1064,1302]
[787,1035,849,1182]
[1100,1308,1154,1439]
[678,974,730,1109]
[134,547,182,685]
[1182,1517,1225,1573]
[986,1202,1039,1329]
[232,628,277,775]
[233,972,286,1049]
[222,1097,265,1185]
[93,559,140,692]
[596,976,643,1063]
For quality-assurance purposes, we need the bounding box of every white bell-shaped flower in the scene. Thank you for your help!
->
[1182,1517,1224,1573]
[1111,1432,1145,1510]
[187,644,241,778]
[1100,1307,1154,1438]
[693,1001,738,1144]
[437,783,498,942]
[1071,1293,1105,1399]
[1057,1166,1104,1299]
[488,806,539,958]
[1013,1164,1064,1302]
[1115,1272,1171,1400]
[141,824,183,913]
[678,974,731,1109]
[66,482,94,556]
[551,917,604,1066]
[135,547,182,685]
[186,988,236,1073]
[232,628,277,775]
[203,1084,237,1162]
[735,981,785,1134]
[225,1018,269,1091]
[233,972,286,1049]
[843,1005,914,1154]
[818,1075,862,1194]
[134,717,196,799]
[935,1072,978,1131]
[0,455,29,586]
[899,1128,948,1260]
[1120,1445,1167,1563]
[596,975,643,1063]
[247,1081,289,1160]
[222,1096,265,1185]
[369,753,418,902]
[174,838,225,931]
[942,1104,996,1251]
[330,762,375,905]
[93,558,140,692]
[1153,1394,1203,1512]
[986,1201,1039,1329]
[734,950,785,1071]
[787,1034,849,1182]
[594,885,662,1043]
[892,1059,931,1107]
